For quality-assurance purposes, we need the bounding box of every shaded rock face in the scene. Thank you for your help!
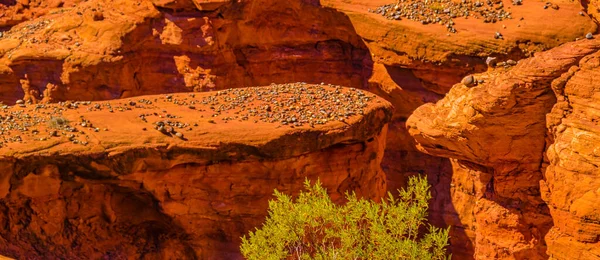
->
[152,0,231,11]
[0,87,392,259]
[3,0,600,259]
[0,138,386,259]
[317,4,599,258]
[408,39,600,259]
[0,0,369,105]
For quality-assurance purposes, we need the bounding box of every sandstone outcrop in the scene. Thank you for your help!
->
[0,84,393,259]
[408,38,600,259]
[3,0,600,258]
[0,0,368,105]
[0,0,84,31]
[321,1,598,257]
[544,44,600,260]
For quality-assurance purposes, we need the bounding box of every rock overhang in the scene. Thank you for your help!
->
[0,83,393,162]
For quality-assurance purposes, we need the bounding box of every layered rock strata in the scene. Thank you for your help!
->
[318,5,599,256]
[0,84,393,259]
[0,0,368,105]
[544,44,600,259]
[407,39,600,259]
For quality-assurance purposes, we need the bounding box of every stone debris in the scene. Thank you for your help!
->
[484,57,519,69]
[486,56,498,67]
[0,83,378,148]
[461,75,476,87]
[370,0,517,33]
[494,31,503,39]
[149,83,375,128]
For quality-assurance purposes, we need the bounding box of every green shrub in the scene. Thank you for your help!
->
[240,176,450,260]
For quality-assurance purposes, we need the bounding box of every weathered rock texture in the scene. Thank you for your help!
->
[408,39,600,259]
[0,85,393,259]
[544,45,600,260]
[0,0,368,104]
[321,1,598,258]
[0,0,85,31]
[2,0,600,258]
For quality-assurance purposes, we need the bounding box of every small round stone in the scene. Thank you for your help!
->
[486,57,498,67]
[461,75,475,87]
[586,33,594,40]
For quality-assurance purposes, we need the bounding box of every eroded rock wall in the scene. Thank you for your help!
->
[317,5,599,258]
[0,131,387,259]
[0,86,393,259]
[407,39,600,259]
[544,48,600,260]
[0,0,369,104]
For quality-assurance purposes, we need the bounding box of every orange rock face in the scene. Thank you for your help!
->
[0,84,392,259]
[408,39,600,259]
[544,46,600,259]
[321,1,598,257]
[0,0,84,30]
[2,0,600,258]
[0,0,368,104]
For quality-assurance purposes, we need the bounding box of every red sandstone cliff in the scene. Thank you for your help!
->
[321,1,598,258]
[3,0,600,259]
[0,0,368,104]
[0,84,393,259]
[544,44,600,260]
[408,39,600,259]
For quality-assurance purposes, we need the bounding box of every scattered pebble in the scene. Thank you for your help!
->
[486,57,498,67]
[462,75,476,87]
[0,84,380,148]
[494,31,503,40]
[370,0,517,33]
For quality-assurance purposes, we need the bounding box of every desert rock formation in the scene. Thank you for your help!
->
[2,0,600,259]
[0,0,368,104]
[408,38,600,259]
[0,84,392,259]
[322,1,598,257]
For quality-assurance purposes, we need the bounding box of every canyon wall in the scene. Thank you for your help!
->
[0,0,369,104]
[408,39,600,259]
[0,85,393,259]
[322,1,598,258]
[2,0,600,259]
[543,44,600,259]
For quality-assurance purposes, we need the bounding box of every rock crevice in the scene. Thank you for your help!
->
[408,39,600,259]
